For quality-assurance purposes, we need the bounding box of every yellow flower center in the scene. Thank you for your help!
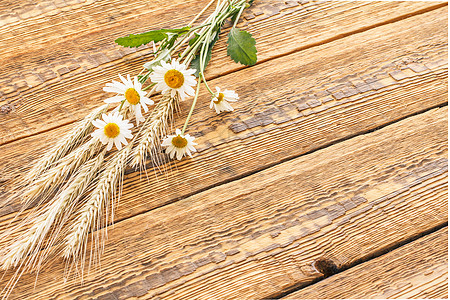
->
[104,123,120,138]
[213,93,224,104]
[164,69,184,89]
[171,135,188,148]
[125,88,140,105]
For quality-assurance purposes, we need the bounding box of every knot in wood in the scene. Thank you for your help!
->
[314,258,338,277]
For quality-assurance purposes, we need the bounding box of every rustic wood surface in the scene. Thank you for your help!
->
[0,0,448,299]
[282,227,448,299]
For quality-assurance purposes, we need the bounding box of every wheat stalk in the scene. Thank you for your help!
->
[130,96,176,170]
[23,104,107,183]
[0,151,106,271]
[63,143,132,272]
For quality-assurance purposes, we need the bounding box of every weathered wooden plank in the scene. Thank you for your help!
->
[3,103,447,299]
[282,227,448,299]
[0,6,447,222]
[0,1,445,145]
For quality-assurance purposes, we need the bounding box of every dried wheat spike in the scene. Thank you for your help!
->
[130,96,176,169]
[0,151,106,271]
[24,104,108,183]
[63,143,132,270]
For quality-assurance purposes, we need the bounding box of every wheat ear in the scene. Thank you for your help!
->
[130,96,176,170]
[23,104,107,183]
[0,151,106,271]
[22,138,101,207]
[63,143,132,271]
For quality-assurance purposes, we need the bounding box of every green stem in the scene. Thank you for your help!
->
[188,0,217,27]
[142,82,156,91]
[118,100,126,112]
[190,23,212,32]
[202,76,214,95]
[182,0,230,63]
[181,76,202,135]
[199,39,214,95]
[232,1,245,28]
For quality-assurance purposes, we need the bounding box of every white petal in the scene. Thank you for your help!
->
[171,89,177,99]
[135,105,143,121]
[123,131,133,139]
[103,86,124,94]
[168,149,175,159]
[92,119,106,128]
[114,138,122,150]
[176,150,183,160]
[162,137,172,146]
[112,79,127,89]
[167,145,175,153]
[102,113,110,123]
[107,140,114,151]
[119,135,128,145]
[184,85,195,96]
[142,97,154,106]
[141,101,148,113]
[104,96,124,103]
[126,74,133,87]
[134,76,142,90]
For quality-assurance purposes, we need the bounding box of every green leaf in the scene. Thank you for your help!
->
[226,28,257,66]
[115,31,167,48]
[115,27,190,48]
[190,29,221,77]
[190,50,210,78]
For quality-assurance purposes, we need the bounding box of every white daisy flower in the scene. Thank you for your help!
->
[209,87,239,114]
[91,112,133,151]
[103,74,154,125]
[150,59,197,101]
[161,129,198,160]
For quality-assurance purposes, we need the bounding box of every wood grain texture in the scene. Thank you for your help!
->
[2,104,447,299]
[0,1,445,145]
[282,227,448,299]
[1,6,447,222]
[0,1,448,299]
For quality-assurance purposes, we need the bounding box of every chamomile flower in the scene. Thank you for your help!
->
[91,112,133,151]
[161,129,197,160]
[210,87,239,114]
[150,59,197,101]
[103,74,154,125]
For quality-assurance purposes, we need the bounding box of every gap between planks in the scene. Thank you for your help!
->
[280,226,448,299]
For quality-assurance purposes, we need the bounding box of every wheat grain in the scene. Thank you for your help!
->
[23,104,107,183]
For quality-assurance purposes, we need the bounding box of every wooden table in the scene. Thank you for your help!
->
[0,0,448,299]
